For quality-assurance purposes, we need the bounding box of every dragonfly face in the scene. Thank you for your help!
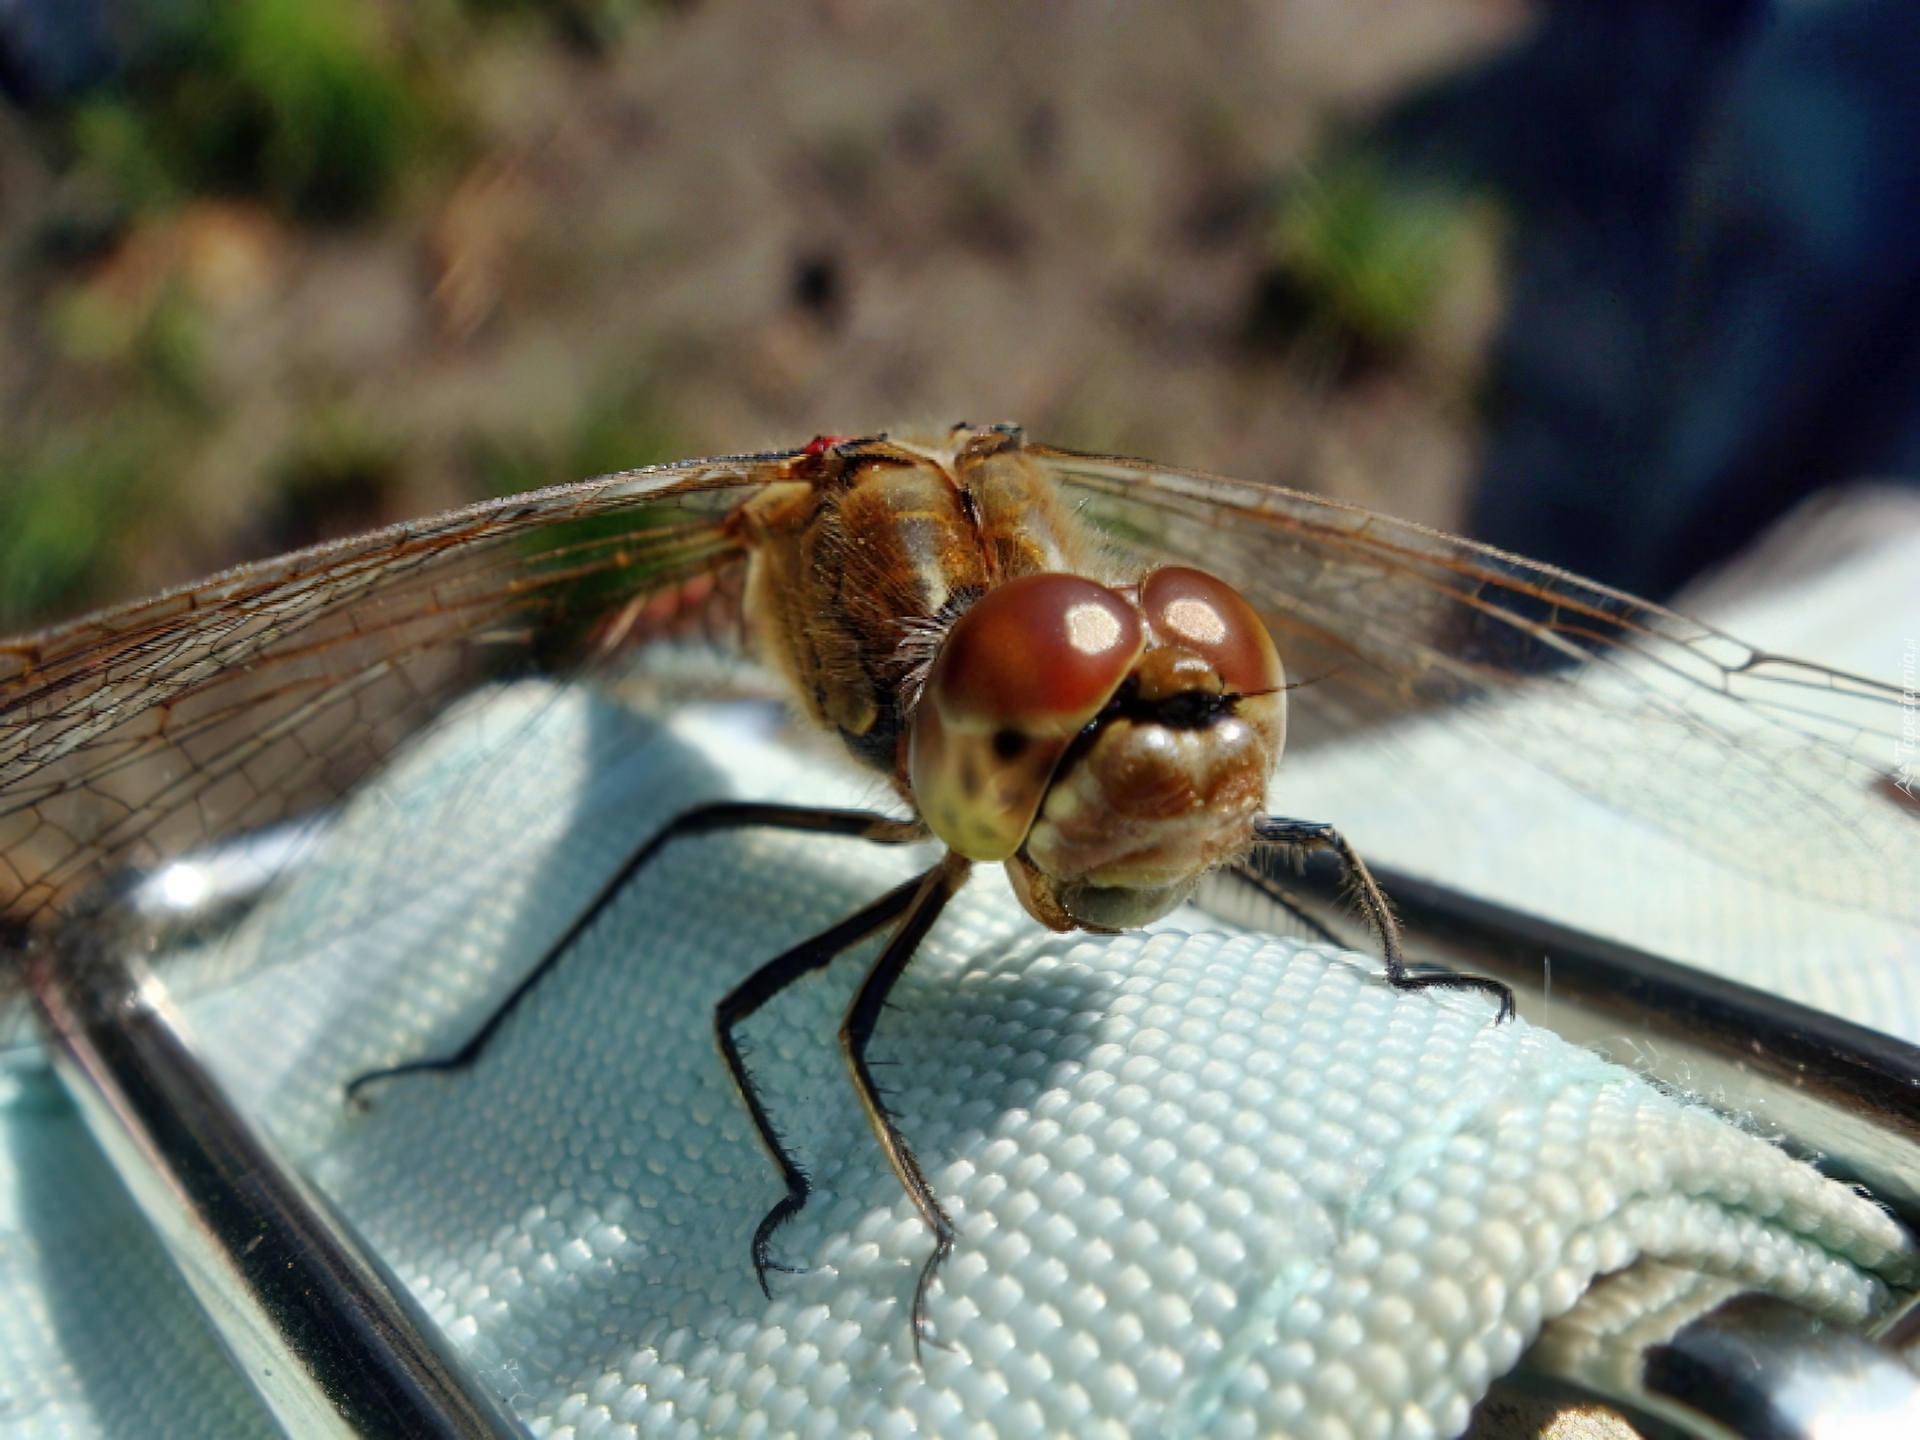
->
[910,565,1288,931]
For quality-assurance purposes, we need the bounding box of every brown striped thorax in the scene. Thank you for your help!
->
[734,423,1287,935]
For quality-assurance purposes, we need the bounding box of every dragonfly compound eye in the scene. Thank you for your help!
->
[1139,566,1284,696]
[909,573,1144,861]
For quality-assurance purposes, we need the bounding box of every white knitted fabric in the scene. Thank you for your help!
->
[90,682,1898,1440]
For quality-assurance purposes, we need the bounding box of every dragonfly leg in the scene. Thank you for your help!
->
[838,851,974,1360]
[713,870,930,1294]
[344,801,928,1104]
[1251,816,1515,1022]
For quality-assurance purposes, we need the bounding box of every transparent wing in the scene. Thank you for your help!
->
[0,453,786,931]
[1034,447,1917,927]
[5,436,1911,956]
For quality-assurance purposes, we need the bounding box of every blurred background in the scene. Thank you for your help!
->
[1,0,1916,633]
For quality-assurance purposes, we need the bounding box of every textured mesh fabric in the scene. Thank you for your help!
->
[42,680,1892,1439]
[1525,1260,1755,1400]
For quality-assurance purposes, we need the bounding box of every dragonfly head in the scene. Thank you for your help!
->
[909,566,1286,932]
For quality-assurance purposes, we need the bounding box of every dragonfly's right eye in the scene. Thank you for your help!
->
[1139,566,1282,696]
[909,574,1143,861]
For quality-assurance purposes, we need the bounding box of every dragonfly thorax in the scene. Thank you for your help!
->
[737,425,1288,936]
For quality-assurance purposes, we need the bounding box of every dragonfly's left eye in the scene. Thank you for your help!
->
[910,573,1143,861]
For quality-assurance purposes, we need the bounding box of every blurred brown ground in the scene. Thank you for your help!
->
[0,0,1528,629]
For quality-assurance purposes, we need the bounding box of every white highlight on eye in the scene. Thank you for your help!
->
[1163,597,1226,646]
[1065,602,1123,654]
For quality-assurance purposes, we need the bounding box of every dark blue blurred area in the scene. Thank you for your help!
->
[1395,0,1920,599]
[0,0,121,104]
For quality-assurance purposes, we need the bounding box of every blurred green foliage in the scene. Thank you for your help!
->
[4,276,211,628]
[2,0,672,631]
[55,0,663,229]
[44,279,205,399]
[1265,157,1482,359]
[70,0,417,223]
[264,409,405,551]
[0,409,184,631]
[471,374,679,500]
[462,0,657,55]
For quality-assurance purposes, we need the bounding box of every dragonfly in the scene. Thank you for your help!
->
[1,422,1912,1356]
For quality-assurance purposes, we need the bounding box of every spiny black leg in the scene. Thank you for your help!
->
[1251,816,1515,1022]
[713,870,931,1294]
[838,852,973,1360]
[345,801,927,1104]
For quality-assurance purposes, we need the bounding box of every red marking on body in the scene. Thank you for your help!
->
[804,435,857,456]
[640,570,716,617]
